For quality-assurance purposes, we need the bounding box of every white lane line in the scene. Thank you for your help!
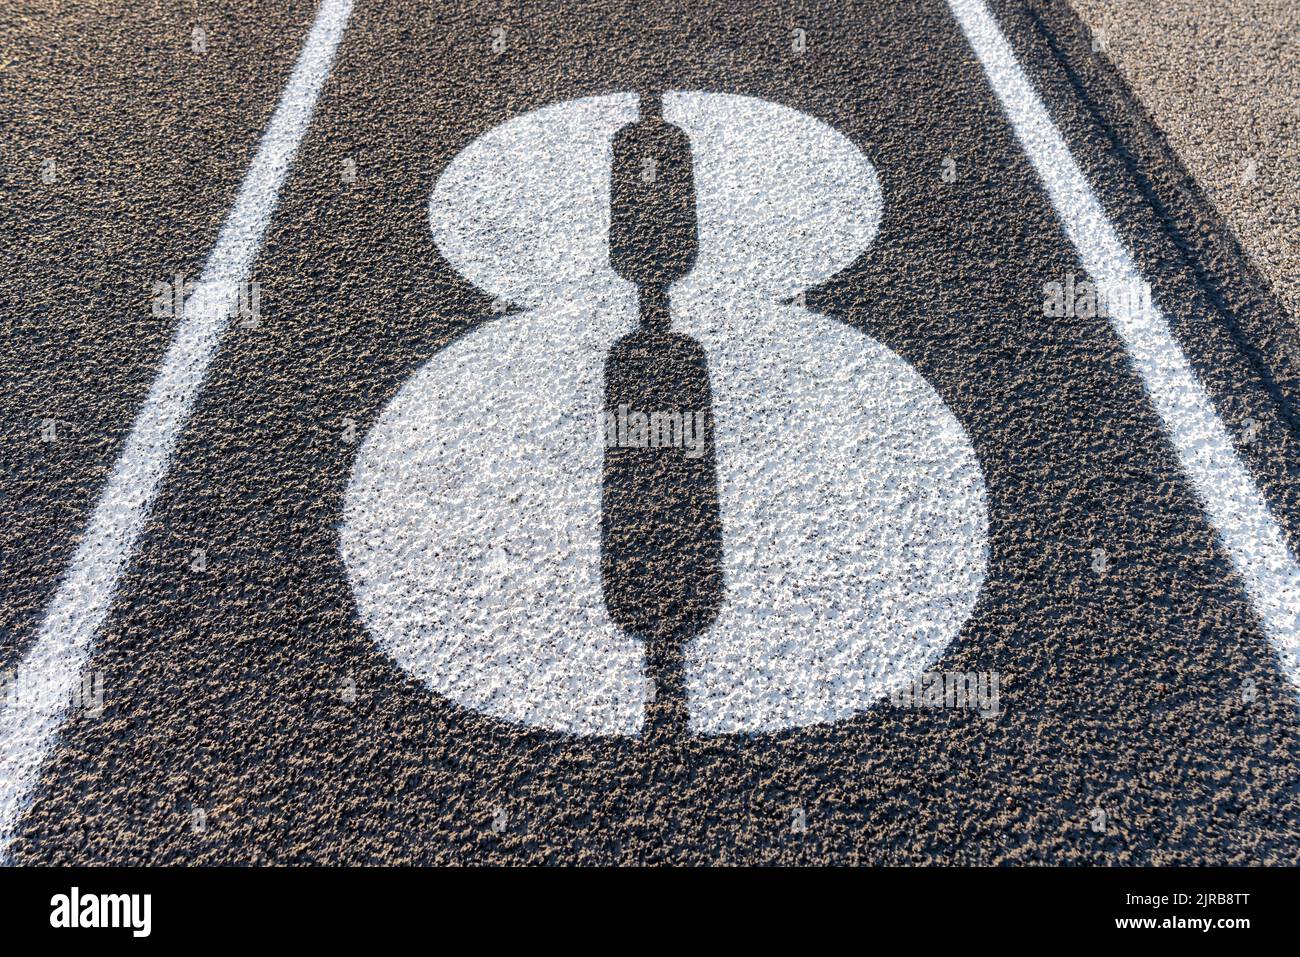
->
[946,0,1300,689]
[0,0,355,860]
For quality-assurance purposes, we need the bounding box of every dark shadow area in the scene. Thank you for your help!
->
[601,328,723,740]
[608,91,698,294]
[602,92,721,740]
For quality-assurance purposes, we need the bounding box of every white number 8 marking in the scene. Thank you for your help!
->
[341,92,989,736]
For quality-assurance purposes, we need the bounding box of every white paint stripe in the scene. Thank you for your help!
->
[0,0,354,860]
[946,0,1300,688]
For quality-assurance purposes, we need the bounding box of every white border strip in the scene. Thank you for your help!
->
[0,0,355,860]
[946,0,1300,686]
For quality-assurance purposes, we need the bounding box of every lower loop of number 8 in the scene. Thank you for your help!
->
[340,91,989,737]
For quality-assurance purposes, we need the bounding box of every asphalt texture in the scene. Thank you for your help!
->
[0,0,319,671]
[3,0,1300,864]
[1070,0,1300,325]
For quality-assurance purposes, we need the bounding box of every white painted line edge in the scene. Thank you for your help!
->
[946,0,1300,689]
[0,0,355,861]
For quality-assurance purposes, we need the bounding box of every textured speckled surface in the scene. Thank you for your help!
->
[2,0,1299,864]
[1069,0,1300,324]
